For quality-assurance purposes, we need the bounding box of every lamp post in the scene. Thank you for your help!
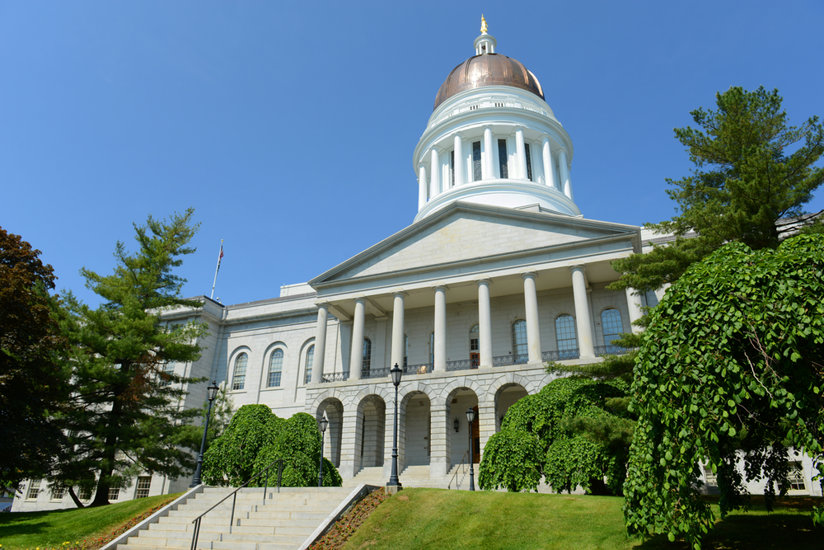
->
[318,414,329,487]
[466,407,476,491]
[191,381,220,487]
[387,363,403,491]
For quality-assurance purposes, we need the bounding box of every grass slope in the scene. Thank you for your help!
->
[0,493,180,549]
[342,489,821,550]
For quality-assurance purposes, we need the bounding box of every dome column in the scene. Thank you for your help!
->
[418,165,427,208]
[482,127,494,180]
[542,137,556,189]
[453,134,464,186]
[515,128,528,180]
[430,149,440,198]
[559,150,573,199]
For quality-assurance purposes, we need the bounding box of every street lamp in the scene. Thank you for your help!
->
[387,363,403,491]
[191,380,220,487]
[466,407,476,491]
[318,414,329,487]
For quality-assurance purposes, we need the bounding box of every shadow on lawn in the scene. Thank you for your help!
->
[636,513,821,549]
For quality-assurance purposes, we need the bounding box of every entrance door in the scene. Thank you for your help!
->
[472,405,480,463]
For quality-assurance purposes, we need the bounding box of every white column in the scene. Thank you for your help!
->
[418,165,427,209]
[559,149,572,199]
[433,286,447,372]
[625,287,644,334]
[477,280,492,368]
[311,304,328,384]
[542,137,556,189]
[522,273,542,363]
[390,293,405,369]
[349,298,365,380]
[570,266,595,359]
[515,128,527,180]
[482,127,494,180]
[429,149,440,197]
[453,134,464,186]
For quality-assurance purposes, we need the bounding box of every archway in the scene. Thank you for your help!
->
[402,391,431,467]
[356,394,385,471]
[495,383,528,431]
[316,397,343,467]
[446,387,479,467]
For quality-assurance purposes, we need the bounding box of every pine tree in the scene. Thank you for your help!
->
[53,209,206,507]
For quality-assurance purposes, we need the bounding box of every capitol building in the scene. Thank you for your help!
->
[16,19,818,511]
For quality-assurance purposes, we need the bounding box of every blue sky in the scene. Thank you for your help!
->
[2,1,822,306]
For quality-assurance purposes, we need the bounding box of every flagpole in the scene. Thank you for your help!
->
[210,239,223,300]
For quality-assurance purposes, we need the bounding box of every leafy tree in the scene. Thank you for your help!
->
[52,210,206,507]
[0,228,69,491]
[478,377,631,494]
[623,234,824,547]
[612,86,824,292]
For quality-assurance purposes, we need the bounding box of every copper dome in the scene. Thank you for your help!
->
[433,53,545,110]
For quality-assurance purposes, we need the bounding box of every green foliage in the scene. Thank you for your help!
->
[623,234,824,547]
[612,86,824,292]
[0,227,70,491]
[203,407,341,488]
[51,210,206,506]
[479,377,631,493]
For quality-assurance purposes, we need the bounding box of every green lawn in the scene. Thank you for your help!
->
[0,493,180,549]
[342,489,822,550]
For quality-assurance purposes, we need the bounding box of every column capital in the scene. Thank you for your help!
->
[476,278,491,286]
[392,291,408,299]
[569,265,586,275]
[434,285,449,293]
[521,272,537,280]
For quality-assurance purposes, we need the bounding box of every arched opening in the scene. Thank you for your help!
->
[601,308,623,353]
[402,391,431,467]
[355,395,385,472]
[446,387,479,467]
[316,398,343,467]
[495,383,528,431]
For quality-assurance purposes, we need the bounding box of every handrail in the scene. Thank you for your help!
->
[447,450,471,490]
[190,457,284,550]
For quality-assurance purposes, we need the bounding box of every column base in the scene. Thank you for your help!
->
[385,483,403,495]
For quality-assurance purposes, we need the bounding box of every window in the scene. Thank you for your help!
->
[362,338,372,375]
[469,324,480,368]
[472,141,482,180]
[555,315,578,359]
[511,320,527,363]
[304,345,314,384]
[429,332,435,367]
[601,309,624,353]
[450,150,455,186]
[525,143,533,181]
[26,479,41,500]
[231,353,248,390]
[78,486,93,500]
[159,362,175,387]
[267,349,284,387]
[498,139,508,178]
[135,476,151,498]
[108,487,120,501]
[50,485,66,500]
[788,462,806,491]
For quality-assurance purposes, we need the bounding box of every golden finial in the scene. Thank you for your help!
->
[480,14,488,34]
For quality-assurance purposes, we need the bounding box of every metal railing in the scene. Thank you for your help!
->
[446,359,477,371]
[405,362,433,375]
[594,345,635,356]
[447,450,471,490]
[190,458,284,550]
[543,349,580,361]
[321,372,347,383]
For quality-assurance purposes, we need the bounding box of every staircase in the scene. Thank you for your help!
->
[115,486,352,550]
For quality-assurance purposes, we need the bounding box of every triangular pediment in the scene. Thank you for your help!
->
[311,203,639,288]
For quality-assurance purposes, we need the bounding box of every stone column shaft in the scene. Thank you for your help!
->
[311,304,328,384]
[515,128,528,179]
[433,287,447,372]
[338,408,361,479]
[625,287,644,334]
[391,293,405,369]
[430,149,440,198]
[478,280,492,368]
[542,137,556,189]
[482,127,494,180]
[349,298,365,380]
[571,267,595,359]
[453,134,464,186]
[523,273,542,363]
[418,165,427,209]
[559,149,572,199]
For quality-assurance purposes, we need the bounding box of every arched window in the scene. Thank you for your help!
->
[267,349,284,387]
[362,338,372,375]
[601,309,624,353]
[231,353,248,390]
[304,345,314,384]
[469,324,480,368]
[511,320,527,364]
[555,315,578,359]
